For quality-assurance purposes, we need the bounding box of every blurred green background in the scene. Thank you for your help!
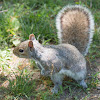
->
[0,0,100,48]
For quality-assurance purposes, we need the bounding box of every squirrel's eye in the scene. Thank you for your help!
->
[19,49,24,52]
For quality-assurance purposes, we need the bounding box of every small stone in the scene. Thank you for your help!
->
[96,82,100,90]
[97,86,100,90]
[97,73,100,79]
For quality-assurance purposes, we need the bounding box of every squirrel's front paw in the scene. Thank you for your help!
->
[41,69,46,76]
[41,70,50,76]
[51,87,58,94]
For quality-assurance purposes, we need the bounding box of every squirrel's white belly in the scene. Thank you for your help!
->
[59,69,86,80]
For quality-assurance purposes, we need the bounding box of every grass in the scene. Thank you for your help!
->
[0,0,100,100]
[1,0,100,46]
[8,71,36,99]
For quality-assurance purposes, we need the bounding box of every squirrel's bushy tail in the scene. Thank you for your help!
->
[56,5,94,55]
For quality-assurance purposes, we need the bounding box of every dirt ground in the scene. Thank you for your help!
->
[0,49,100,100]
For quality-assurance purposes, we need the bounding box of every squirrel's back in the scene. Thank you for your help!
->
[56,5,94,55]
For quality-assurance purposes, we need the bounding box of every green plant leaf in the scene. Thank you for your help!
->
[12,39,21,46]
[10,17,20,31]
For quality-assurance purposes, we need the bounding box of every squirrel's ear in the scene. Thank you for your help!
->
[29,34,35,40]
[28,41,33,48]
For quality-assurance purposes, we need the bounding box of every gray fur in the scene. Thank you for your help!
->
[13,38,87,93]
[30,40,87,93]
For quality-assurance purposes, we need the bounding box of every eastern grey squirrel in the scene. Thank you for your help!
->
[13,5,94,93]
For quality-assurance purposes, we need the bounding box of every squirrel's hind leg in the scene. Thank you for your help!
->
[51,73,64,94]
[77,79,87,88]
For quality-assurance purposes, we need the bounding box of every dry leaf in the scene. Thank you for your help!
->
[1,80,9,88]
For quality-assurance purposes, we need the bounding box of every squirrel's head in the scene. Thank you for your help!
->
[13,34,35,58]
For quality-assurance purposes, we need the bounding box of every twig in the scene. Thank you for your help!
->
[50,64,54,75]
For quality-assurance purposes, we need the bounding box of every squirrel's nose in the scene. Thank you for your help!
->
[13,48,17,56]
